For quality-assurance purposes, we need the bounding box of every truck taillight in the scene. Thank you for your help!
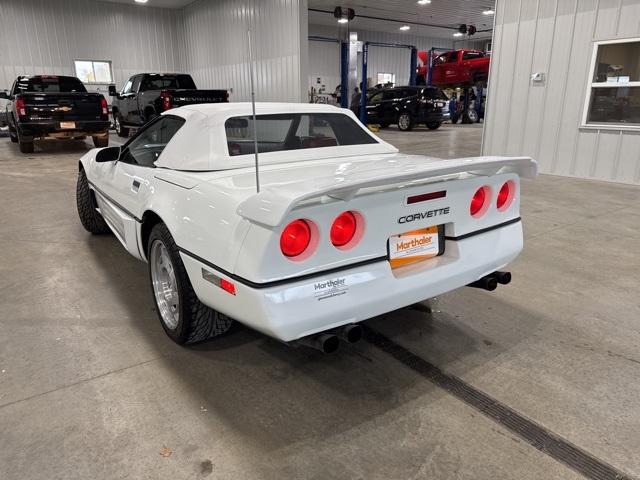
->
[99,96,108,119]
[15,98,26,118]
[160,90,172,111]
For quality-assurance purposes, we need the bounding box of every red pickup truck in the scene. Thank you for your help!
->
[418,49,490,87]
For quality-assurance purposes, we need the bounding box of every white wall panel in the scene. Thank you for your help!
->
[0,0,181,91]
[180,0,307,102]
[484,0,640,185]
[308,24,454,89]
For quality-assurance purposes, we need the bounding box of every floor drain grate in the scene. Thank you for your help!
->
[363,326,636,480]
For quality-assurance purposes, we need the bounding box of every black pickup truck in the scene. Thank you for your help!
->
[109,73,228,137]
[1,75,110,153]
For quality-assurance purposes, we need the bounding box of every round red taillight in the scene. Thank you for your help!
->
[470,187,487,216]
[330,211,357,247]
[280,219,311,257]
[497,181,513,210]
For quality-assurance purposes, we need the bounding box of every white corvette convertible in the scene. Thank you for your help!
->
[76,103,536,350]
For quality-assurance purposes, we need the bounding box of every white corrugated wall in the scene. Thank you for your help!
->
[0,0,181,90]
[483,0,640,185]
[180,0,308,102]
[308,24,455,88]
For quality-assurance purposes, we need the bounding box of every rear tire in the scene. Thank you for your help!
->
[148,223,234,345]
[114,113,129,138]
[426,122,442,130]
[397,112,414,132]
[93,136,109,148]
[76,168,111,234]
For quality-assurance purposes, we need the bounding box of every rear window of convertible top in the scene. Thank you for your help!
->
[225,113,378,156]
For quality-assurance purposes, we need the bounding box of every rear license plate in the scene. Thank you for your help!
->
[60,121,76,129]
[388,226,443,269]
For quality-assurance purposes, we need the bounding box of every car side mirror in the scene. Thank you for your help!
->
[108,85,117,97]
[95,146,120,162]
[0,91,9,100]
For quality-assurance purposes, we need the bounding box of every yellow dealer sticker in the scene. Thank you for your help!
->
[389,226,440,269]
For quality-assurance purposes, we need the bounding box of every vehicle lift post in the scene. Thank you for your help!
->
[359,42,418,124]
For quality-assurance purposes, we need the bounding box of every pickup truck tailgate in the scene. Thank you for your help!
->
[169,89,228,107]
[22,92,104,121]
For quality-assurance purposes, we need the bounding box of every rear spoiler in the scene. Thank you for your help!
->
[237,155,537,227]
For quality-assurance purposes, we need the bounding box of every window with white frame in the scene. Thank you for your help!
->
[74,60,113,84]
[583,39,640,128]
[377,72,395,86]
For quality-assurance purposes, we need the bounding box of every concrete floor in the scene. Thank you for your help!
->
[1,124,639,480]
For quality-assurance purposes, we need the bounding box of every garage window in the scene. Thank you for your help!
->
[74,60,113,84]
[583,39,640,128]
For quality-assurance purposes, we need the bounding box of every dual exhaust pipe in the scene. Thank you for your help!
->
[467,271,511,291]
[295,324,363,354]
[296,271,512,353]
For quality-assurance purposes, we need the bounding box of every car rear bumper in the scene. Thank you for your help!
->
[17,120,110,139]
[180,220,524,342]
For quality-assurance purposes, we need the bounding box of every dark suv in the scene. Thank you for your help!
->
[365,86,447,131]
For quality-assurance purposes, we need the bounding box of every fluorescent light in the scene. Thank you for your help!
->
[135,0,148,3]
[453,32,464,37]
[417,0,431,4]
[337,18,348,23]
[483,9,495,15]
[400,25,410,31]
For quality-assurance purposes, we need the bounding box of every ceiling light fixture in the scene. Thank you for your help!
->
[134,0,148,3]
[417,0,431,4]
[337,18,348,23]
[483,9,495,15]
[453,32,464,37]
[400,25,410,31]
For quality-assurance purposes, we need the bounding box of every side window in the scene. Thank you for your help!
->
[462,51,483,60]
[446,52,458,63]
[401,88,418,98]
[10,79,18,97]
[382,90,399,101]
[120,116,185,167]
[121,79,133,95]
[130,75,142,93]
[369,92,384,103]
[434,54,447,66]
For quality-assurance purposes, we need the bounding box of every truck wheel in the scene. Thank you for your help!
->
[148,222,234,345]
[18,137,34,154]
[114,113,129,138]
[76,169,111,235]
[426,122,442,130]
[93,136,109,148]
[397,113,414,132]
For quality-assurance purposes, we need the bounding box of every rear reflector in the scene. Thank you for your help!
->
[407,190,447,205]
[201,268,237,296]
[220,278,236,296]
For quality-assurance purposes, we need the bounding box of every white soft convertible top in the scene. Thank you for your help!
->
[154,102,398,171]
